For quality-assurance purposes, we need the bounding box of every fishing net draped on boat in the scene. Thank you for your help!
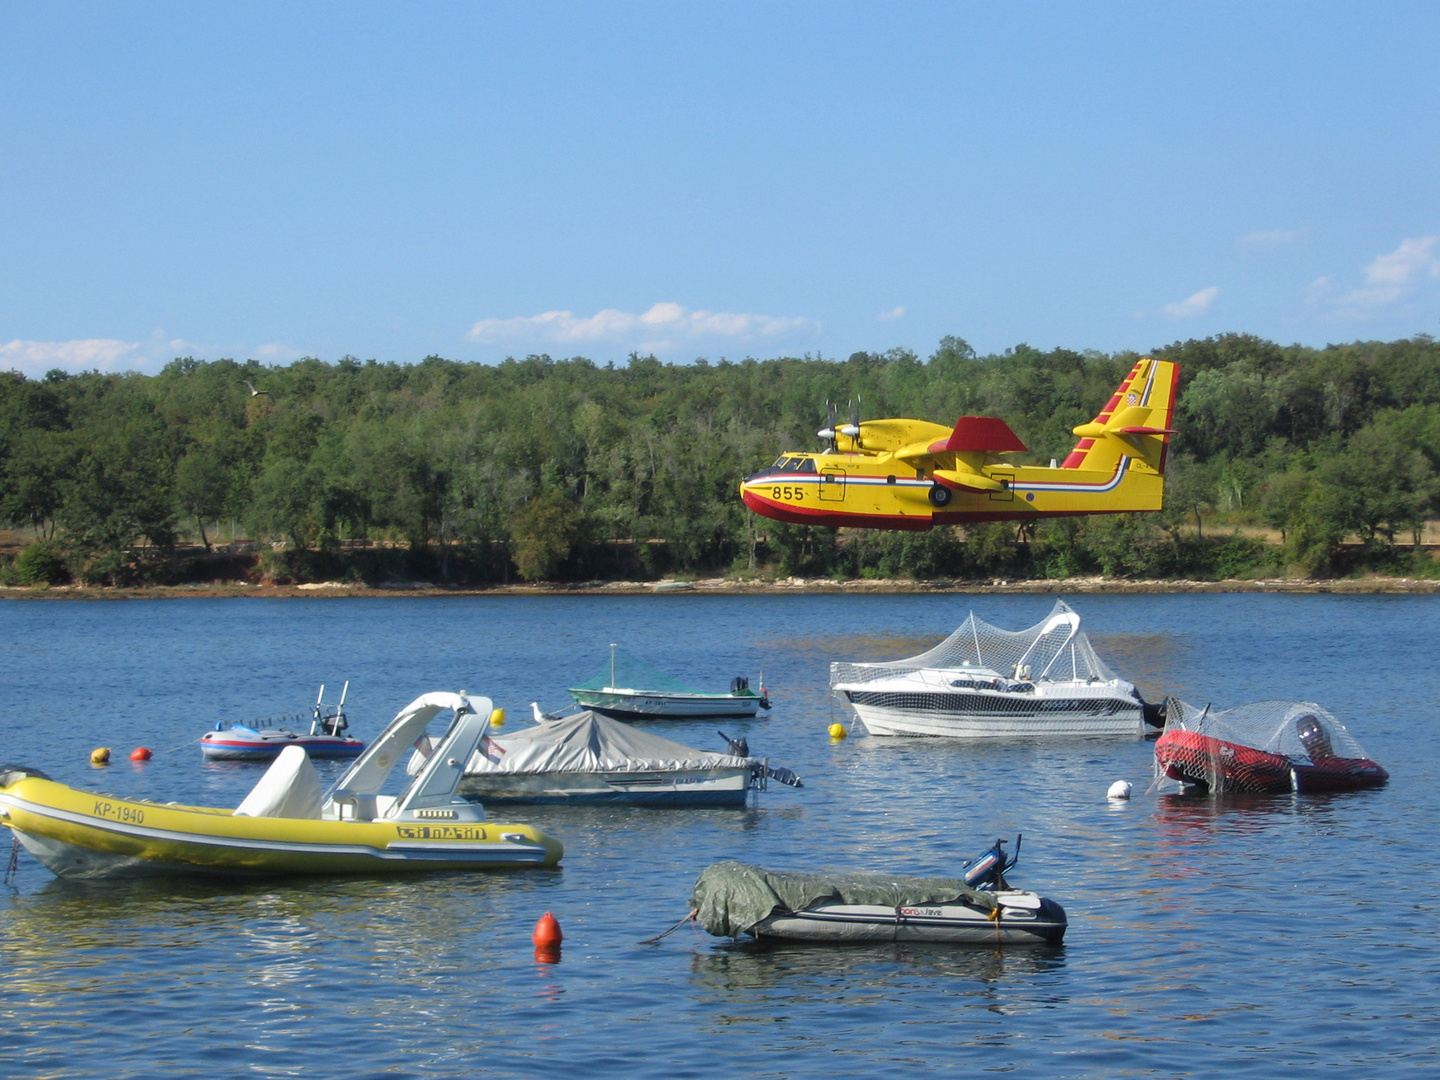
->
[690,861,996,937]
[570,649,704,694]
[829,599,1118,687]
[1161,699,1373,762]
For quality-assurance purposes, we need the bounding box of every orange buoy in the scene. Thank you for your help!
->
[533,911,563,964]
[90,747,111,765]
[130,747,153,762]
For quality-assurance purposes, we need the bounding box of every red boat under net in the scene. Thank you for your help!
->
[1154,699,1388,794]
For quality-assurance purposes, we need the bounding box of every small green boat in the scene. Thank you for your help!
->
[567,645,771,720]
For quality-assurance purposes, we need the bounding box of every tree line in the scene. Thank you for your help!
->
[2,332,1438,586]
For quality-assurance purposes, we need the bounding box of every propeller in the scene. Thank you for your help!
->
[816,400,839,451]
[840,399,862,446]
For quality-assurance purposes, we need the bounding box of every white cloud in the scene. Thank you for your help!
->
[1331,235,1439,315]
[253,342,307,362]
[0,334,308,378]
[1238,229,1303,251]
[0,338,145,378]
[1162,286,1220,318]
[877,305,905,321]
[466,301,815,354]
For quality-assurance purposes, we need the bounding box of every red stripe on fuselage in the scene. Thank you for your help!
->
[740,489,931,531]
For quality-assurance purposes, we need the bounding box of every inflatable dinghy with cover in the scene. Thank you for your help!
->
[689,837,1065,945]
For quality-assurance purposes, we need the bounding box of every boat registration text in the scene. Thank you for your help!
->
[394,825,488,841]
[93,800,146,824]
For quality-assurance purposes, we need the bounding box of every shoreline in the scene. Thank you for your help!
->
[4,574,1440,600]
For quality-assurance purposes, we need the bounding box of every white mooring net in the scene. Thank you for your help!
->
[830,599,1118,688]
[1160,698,1372,761]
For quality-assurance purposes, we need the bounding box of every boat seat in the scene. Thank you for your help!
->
[234,745,324,819]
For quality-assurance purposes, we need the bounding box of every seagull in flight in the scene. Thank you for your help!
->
[239,380,272,397]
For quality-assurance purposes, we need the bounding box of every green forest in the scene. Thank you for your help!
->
[3,332,1439,587]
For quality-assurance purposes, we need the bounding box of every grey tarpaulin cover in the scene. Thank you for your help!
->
[691,860,997,937]
[463,710,752,776]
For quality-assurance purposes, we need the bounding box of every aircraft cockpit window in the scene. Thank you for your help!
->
[772,456,789,469]
[797,459,817,473]
[776,457,807,473]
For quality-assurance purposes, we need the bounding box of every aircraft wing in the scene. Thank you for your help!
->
[895,416,1026,492]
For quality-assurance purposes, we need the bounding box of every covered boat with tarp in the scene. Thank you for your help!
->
[454,709,800,806]
[688,839,1066,945]
[568,645,770,720]
[1155,698,1388,794]
[830,599,1155,738]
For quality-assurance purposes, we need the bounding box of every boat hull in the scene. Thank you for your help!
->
[754,893,1067,945]
[839,685,1144,738]
[568,690,763,720]
[1155,730,1389,794]
[457,767,752,806]
[0,776,561,878]
[201,730,366,761]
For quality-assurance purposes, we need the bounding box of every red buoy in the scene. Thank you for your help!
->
[130,747,153,762]
[533,911,562,963]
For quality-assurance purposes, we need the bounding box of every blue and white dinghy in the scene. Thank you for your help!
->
[201,683,364,761]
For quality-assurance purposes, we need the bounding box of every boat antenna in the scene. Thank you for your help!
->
[333,681,350,734]
[610,643,617,691]
[311,684,326,734]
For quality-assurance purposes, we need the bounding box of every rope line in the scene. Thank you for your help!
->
[638,909,698,944]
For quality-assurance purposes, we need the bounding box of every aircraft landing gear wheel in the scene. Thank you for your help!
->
[928,484,952,507]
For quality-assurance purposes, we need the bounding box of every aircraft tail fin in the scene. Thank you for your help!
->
[1061,358,1179,473]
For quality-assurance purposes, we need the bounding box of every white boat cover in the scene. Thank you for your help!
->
[234,745,323,819]
[463,711,751,776]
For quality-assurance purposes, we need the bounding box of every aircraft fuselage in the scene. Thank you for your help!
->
[740,453,1156,531]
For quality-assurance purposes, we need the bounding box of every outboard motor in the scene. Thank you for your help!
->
[962,835,1021,890]
[1296,714,1334,761]
[717,730,750,757]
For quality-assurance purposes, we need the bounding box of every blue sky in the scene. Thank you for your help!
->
[1,1,1436,377]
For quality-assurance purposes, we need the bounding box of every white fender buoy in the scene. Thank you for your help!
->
[1107,780,1132,800]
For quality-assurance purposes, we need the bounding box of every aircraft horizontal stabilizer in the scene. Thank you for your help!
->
[1072,404,1173,440]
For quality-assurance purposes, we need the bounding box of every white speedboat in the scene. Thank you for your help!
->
[567,645,770,720]
[830,600,1150,738]
[453,708,801,806]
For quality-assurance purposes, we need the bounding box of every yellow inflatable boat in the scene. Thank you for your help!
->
[0,692,562,878]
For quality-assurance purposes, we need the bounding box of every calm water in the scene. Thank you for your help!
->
[1,592,1437,1078]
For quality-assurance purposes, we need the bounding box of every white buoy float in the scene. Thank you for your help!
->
[1107,780,1132,800]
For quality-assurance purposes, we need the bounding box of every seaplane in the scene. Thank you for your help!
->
[739,357,1179,531]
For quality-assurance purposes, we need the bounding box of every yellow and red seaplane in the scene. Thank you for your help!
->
[739,357,1179,531]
